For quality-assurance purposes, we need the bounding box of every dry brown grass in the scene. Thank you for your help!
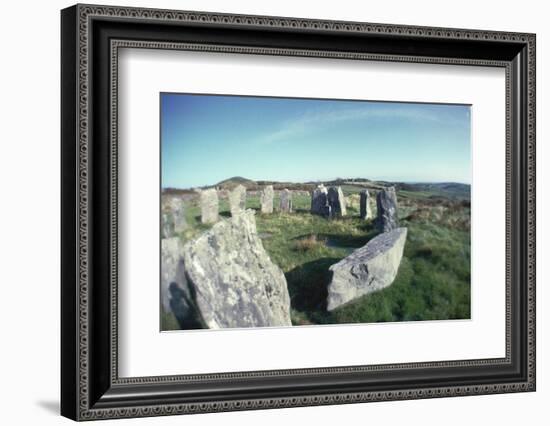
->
[293,234,326,252]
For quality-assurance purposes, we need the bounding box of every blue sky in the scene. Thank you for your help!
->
[161,93,471,189]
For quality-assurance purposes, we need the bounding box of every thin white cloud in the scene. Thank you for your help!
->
[260,104,459,144]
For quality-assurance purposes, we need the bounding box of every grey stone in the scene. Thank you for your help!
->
[170,197,187,233]
[161,238,202,329]
[327,227,408,311]
[311,184,331,217]
[161,196,187,238]
[327,186,347,218]
[181,210,292,328]
[260,185,274,214]
[199,188,219,224]
[376,187,399,232]
[161,212,175,238]
[279,189,293,213]
[360,189,373,220]
[229,184,247,216]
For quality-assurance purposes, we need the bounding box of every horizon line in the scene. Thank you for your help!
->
[162,179,472,190]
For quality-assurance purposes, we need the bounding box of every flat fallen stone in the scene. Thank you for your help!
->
[327,227,408,311]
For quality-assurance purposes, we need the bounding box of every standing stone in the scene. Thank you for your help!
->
[161,237,203,330]
[229,184,247,216]
[311,184,331,217]
[170,197,187,233]
[376,187,399,232]
[279,189,293,213]
[180,210,292,328]
[360,189,373,220]
[327,186,347,218]
[199,188,219,224]
[160,196,187,238]
[161,212,175,238]
[327,227,408,311]
[161,237,184,315]
[260,185,274,214]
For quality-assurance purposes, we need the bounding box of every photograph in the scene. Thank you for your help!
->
[160,93,472,331]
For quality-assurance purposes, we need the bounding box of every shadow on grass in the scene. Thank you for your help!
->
[290,227,379,250]
[285,257,339,321]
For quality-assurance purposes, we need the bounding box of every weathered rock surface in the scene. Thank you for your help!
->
[160,196,188,238]
[229,184,247,216]
[360,189,373,220]
[199,188,219,224]
[181,210,292,328]
[161,238,202,329]
[279,189,293,213]
[327,227,408,311]
[260,185,274,214]
[161,212,175,239]
[327,186,347,218]
[376,187,399,232]
[311,184,331,217]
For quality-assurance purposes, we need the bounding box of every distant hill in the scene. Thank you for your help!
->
[216,176,257,190]
[165,177,470,199]
[397,182,470,200]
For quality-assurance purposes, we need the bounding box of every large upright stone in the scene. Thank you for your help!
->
[181,210,292,328]
[260,185,274,214]
[161,212,175,239]
[161,237,203,329]
[376,187,399,232]
[279,189,293,213]
[161,196,187,238]
[360,189,373,220]
[311,184,331,217]
[229,184,247,216]
[327,186,347,218]
[199,188,219,224]
[170,197,187,233]
[327,227,408,311]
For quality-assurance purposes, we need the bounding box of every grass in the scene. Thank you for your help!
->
[165,187,471,327]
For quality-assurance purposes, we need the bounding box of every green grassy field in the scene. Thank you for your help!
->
[163,186,471,329]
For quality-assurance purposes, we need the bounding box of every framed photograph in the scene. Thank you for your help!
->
[61,4,536,421]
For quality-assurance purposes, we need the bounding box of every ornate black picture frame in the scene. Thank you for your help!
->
[61,4,536,421]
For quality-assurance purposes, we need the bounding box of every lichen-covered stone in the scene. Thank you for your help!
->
[327,227,407,311]
[311,184,331,217]
[376,187,399,232]
[199,188,219,224]
[360,189,373,220]
[260,185,274,214]
[327,186,347,218]
[279,189,293,213]
[161,212,175,239]
[181,210,292,328]
[161,238,203,329]
[229,184,247,216]
[161,196,187,238]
